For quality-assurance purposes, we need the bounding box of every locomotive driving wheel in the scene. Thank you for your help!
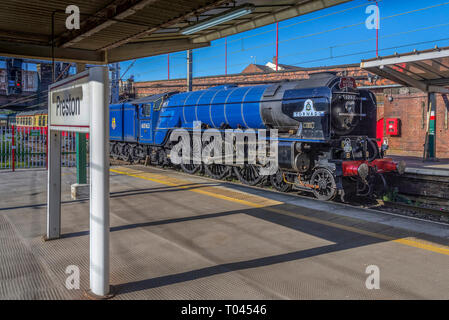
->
[233,164,263,186]
[204,164,231,180]
[130,145,142,164]
[180,162,202,174]
[156,148,169,167]
[122,144,132,162]
[178,138,202,174]
[310,168,337,201]
[110,142,119,160]
[270,170,292,192]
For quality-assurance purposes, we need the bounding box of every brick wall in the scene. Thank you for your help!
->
[382,89,449,158]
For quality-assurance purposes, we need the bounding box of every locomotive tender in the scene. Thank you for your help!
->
[110,72,405,201]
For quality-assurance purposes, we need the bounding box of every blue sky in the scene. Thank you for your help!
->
[120,0,449,82]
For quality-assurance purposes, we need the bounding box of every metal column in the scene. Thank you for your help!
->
[89,67,110,297]
[187,50,193,92]
[276,22,279,71]
[76,133,87,184]
[76,63,87,184]
[167,53,170,80]
[225,37,227,76]
[46,130,61,240]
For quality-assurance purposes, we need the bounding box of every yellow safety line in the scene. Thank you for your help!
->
[110,167,449,257]
[111,167,281,208]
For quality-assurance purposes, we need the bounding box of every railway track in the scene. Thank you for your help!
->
[110,157,449,225]
[375,199,449,224]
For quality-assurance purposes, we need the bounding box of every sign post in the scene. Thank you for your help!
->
[47,66,111,297]
[75,63,88,188]
[75,133,87,184]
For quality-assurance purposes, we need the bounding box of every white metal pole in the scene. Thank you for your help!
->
[89,67,110,296]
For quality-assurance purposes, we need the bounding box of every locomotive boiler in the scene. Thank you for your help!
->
[109,72,405,201]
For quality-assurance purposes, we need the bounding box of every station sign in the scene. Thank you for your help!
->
[49,71,90,133]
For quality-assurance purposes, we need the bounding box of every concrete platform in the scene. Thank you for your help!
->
[390,155,449,176]
[0,165,449,299]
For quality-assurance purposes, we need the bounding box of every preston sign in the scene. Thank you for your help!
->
[49,70,90,133]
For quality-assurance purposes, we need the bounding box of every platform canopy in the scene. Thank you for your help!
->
[361,46,449,94]
[0,0,351,64]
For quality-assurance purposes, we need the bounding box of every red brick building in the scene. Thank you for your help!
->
[132,63,449,159]
[133,63,394,96]
[380,88,449,158]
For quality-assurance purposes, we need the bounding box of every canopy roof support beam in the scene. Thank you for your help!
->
[0,41,105,64]
[106,38,210,63]
[410,61,447,78]
[361,46,449,94]
[0,38,209,64]
[57,0,160,48]
[380,65,429,92]
[191,0,352,43]
[100,0,230,51]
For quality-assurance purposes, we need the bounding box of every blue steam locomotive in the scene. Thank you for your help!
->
[109,72,405,201]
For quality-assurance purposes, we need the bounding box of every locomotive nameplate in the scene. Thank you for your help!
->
[293,99,325,117]
[48,70,90,133]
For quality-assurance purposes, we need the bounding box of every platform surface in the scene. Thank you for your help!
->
[0,165,449,300]
[390,155,449,176]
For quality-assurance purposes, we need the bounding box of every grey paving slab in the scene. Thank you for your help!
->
[0,166,448,299]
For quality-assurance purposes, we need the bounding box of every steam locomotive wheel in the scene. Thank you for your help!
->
[204,164,231,180]
[130,145,141,164]
[156,149,169,167]
[310,168,337,201]
[233,165,263,186]
[122,144,132,162]
[110,143,119,160]
[180,162,202,174]
[270,170,292,192]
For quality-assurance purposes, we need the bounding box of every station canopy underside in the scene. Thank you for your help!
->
[361,46,449,94]
[0,0,351,64]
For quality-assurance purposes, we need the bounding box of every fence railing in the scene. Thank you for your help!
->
[0,126,79,170]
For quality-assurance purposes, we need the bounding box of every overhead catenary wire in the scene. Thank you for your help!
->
[288,35,449,67]
[134,0,449,76]
[205,0,383,49]
[122,0,383,76]
[195,0,447,56]
[189,1,449,76]
[277,21,449,60]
